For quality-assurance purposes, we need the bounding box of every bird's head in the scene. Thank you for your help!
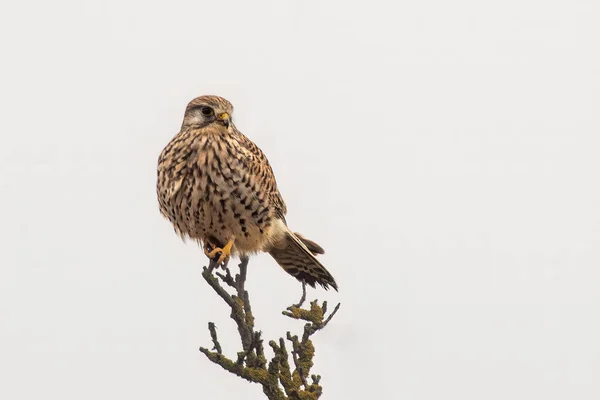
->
[181,95,234,131]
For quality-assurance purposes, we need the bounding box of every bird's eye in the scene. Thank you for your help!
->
[201,107,213,116]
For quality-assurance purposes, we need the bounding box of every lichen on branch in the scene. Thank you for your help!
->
[198,257,340,399]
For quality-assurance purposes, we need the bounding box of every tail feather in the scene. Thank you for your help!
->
[295,232,325,255]
[269,231,338,291]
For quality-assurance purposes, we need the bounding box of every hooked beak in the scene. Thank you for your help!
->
[217,112,230,128]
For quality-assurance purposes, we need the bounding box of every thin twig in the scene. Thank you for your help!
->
[293,283,307,308]
[286,332,309,389]
[321,302,341,328]
[208,322,222,354]
[202,263,235,308]
[236,255,248,297]
[215,266,236,288]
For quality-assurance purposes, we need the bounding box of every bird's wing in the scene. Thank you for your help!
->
[234,129,288,222]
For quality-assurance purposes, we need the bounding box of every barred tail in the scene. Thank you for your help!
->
[269,231,338,291]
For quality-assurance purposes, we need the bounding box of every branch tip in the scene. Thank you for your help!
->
[199,256,338,399]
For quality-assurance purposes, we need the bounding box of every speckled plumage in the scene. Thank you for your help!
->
[157,95,337,290]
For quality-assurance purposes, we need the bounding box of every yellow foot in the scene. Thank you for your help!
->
[206,238,235,266]
[203,240,216,258]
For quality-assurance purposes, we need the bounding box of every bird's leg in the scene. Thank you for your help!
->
[206,236,235,267]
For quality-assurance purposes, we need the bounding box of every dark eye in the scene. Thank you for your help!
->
[201,107,213,116]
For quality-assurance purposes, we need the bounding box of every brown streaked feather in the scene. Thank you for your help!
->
[294,232,325,255]
[269,231,337,290]
[233,126,287,220]
[157,95,337,290]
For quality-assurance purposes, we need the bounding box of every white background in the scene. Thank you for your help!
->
[1,0,599,399]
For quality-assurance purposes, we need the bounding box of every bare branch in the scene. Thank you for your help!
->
[207,322,222,354]
[202,260,235,308]
[286,332,309,389]
[215,266,236,288]
[235,255,248,297]
[198,256,340,399]
[322,302,341,328]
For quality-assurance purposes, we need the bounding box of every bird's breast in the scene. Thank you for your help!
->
[158,132,277,252]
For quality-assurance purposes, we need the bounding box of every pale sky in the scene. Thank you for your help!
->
[1,0,599,399]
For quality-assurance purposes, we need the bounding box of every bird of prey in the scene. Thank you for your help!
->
[156,95,338,290]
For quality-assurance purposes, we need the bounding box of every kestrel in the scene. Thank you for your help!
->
[156,95,338,290]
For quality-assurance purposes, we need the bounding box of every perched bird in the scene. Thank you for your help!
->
[156,95,338,290]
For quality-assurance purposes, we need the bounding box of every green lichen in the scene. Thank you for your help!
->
[201,263,337,399]
[200,349,269,384]
[297,339,315,374]
[244,366,269,384]
[294,390,320,400]
[244,307,255,327]
[286,301,324,324]
[233,295,245,310]
[275,342,297,395]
